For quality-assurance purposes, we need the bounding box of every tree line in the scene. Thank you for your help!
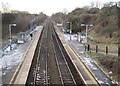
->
[2,11,47,39]
[52,2,120,45]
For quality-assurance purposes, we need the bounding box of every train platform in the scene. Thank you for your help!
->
[9,26,43,84]
[9,25,88,85]
[55,26,116,85]
[67,40,114,85]
[55,26,99,85]
[8,25,106,85]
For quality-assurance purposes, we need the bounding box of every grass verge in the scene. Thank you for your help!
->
[87,51,120,85]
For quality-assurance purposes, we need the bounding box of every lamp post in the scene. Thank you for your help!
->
[81,24,93,43]
[9,24,16,51]
[67,22,72,40]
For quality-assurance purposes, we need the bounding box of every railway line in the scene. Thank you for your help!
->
[11,19,100,85]
[52,28,76,85]
[26,21,84,85]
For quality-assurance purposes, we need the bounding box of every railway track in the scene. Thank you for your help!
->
[26,20,84,85]
[33,25,49,85]
[52,29,76,85]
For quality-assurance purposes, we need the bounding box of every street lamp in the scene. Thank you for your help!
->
[9,24,16,51]
[67,22,72,40]
[81,24,93,43]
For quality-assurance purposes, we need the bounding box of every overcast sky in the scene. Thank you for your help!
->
[0,0,119,16]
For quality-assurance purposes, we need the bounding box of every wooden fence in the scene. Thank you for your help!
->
[85,44,120,56]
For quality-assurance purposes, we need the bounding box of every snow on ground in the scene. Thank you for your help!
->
[62,32,114,85]
[4,44,17,52]
[1,42,30,68]
[63,33,78,41]
[0,26,41,85]
[0,65,2,85]
[63,33,99,71]
[0,38,31,84]
[2,44,18,56]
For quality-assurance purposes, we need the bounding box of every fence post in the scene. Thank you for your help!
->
[88,44,90,51]
[118,47,120,57]
[96,45,98,53]
[85,44,87,51]
[106,46,108,54]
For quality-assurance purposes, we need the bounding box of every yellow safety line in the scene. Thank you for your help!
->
[9,38,34,85]
[55,28,100,85]
[67,42,100,85]
[64,45,87,85]
[56,31,87,85]
[9,28,42,85]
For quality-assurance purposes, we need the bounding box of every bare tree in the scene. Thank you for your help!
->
[63,8,68,15]
[95,1,101,8]
[103,2,116,7]
[117,1,120,7]
[90,1,95,8]
[1,2,10,13]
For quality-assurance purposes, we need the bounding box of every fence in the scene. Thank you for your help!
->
[85,44,120,56]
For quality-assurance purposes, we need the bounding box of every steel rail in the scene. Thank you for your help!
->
[51,28,64,85]
[52,28,76,85]
[33,27,49,85]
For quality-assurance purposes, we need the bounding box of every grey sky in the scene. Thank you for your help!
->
[0,0,119,15]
